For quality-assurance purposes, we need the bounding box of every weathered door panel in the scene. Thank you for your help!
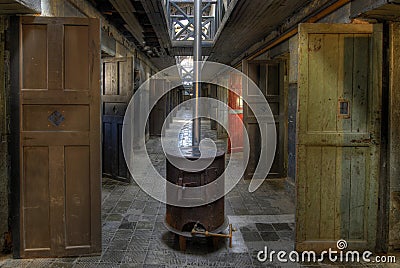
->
[149,79,167,136]
[102,57,133,182]
[296,24,382,251]
[242,61,285,179]
[228,73,244,153]
[102,115,127,181]
[217,84,228,139]
[210,84,218,130]
[19,17,101,257]
[265,63,285,177]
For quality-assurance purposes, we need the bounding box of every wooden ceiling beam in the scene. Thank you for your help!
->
[246,0,352,62]
[110,0,145,45]
[0,0,41,14]
[139,0,173,49]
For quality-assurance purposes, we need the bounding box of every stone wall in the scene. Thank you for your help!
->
[0,15,10,253]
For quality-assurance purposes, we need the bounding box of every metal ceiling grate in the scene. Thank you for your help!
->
[163,0,232,42]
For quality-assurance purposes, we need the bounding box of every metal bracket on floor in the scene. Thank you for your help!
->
[191,223,236,248]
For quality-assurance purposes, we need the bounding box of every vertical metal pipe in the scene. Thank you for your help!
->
[217,0,221,29]
[192,0,202,147]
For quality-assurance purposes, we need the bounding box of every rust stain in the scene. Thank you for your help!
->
[308,39,322,52]
[2,231,12,254]
[392,192,400,210]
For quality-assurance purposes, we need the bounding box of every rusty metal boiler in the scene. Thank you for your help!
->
[164,147,229,250]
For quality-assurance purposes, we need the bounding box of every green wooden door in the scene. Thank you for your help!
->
[296,24,382,252]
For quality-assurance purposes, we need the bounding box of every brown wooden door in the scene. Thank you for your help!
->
[102,57,133,182]
[18,17,101,258]
[296,24,382,251]
[242,61,285,179]
[149,79,167,136]
[264,63,285,178]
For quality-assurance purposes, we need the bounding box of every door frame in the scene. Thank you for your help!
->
[9,15,21,258]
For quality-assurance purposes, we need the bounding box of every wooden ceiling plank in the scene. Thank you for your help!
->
[110,0,145,45]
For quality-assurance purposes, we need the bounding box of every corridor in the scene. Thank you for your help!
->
[1,110,296,267]
[1,0,400,267]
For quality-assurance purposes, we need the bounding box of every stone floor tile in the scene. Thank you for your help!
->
[75,256,101,263]
[135,221,154,230]
[109,239,130,251]
[48,262,75,268]
[272,223,293,232]
[240,223,259,233]
[100,250,125,264]
[255,223,275,232]
[143,250,166,265]
[114,228,134,237]
[242,232,263,242]
[260,231,280,242]
[122,251,146,264]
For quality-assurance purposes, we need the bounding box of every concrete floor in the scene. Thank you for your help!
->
[0,110,398,267]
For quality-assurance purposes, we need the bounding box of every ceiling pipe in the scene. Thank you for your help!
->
[192,0,202,148]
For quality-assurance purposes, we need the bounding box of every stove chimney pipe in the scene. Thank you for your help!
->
[192,0,202,147]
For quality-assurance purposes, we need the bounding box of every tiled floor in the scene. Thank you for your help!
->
[0,110,398,267]
[1,178,298,268]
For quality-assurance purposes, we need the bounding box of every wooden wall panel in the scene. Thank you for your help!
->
[319,146,336,240]
[389,22,400,251]
[340,34,354,132]
[149,79,167,136]
[287,83,297,183]
[23,105,89,131]
[23,147,50,250]
[65,26,89,90]
[103,61,117,95]
[22,25,47,89]
[349,148,367,240]
[65,146,91,247]
[352,36,370,133]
